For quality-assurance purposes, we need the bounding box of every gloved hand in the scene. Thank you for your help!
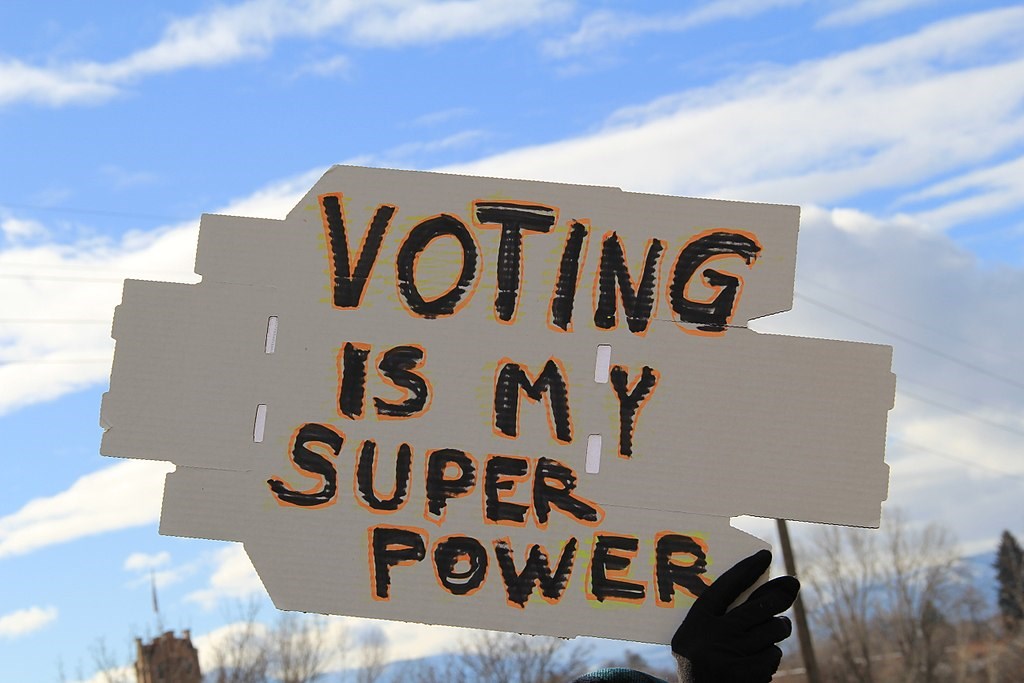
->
[672,549,799,683]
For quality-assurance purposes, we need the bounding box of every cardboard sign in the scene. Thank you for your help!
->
[101,166,894,643]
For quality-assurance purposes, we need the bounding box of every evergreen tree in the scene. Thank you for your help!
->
[994,530,1024,631]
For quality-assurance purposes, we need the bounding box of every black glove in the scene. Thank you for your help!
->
[672,549,799,683]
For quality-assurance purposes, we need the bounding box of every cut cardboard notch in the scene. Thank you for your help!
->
[253,404,267,443]
[265,316,278,354]
[586,434,603,474]
[594,344,612,383]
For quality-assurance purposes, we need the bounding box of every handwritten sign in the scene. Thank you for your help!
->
[101,166,894,643]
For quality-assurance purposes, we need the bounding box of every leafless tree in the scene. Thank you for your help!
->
[396,629,590,683]
[460,630,591,683]
[205,603,343,683]
[207,600,270,683]
[802,510,981,683]
[354,625,390,683]
[803,522,881,683]
[270,612,333,683]
[89,637,134,683]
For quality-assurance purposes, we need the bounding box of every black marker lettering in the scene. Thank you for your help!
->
[550,220,589,331]
[370,526,426,600]
[655,534,710,605]
[669,231,761,333]
[338,342,370,419]
[493,360,572,443]
[609,365,659,458]
[533,457,600,525]
[320,194,395,309]
[374,345,429,418]
[594,233,664,334]
[591,534,646,603]
[355,440,412,511]
[474,201,557,322]
[433,536,488,596]
[484,455,530,525]
[424,448,476,522]
[396,214,479,318]
[267,423,342,507]
[494,537,578,608]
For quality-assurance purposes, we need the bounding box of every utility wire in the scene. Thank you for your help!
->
[0,318,109,324]
[0,358,110,364]
[795,292,1024,392]
[889,435,1023,479]
[0,272,127,283]
[0,200,185,223]
[0,261,192,274]
[897,386,1024,440]
[800,276,998,357]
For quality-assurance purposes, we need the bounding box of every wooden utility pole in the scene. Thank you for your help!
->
[776,518,822,683]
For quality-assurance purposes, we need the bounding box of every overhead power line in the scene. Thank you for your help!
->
[0,318,109,324]
[0,358,111,364]
[897,385,1024,440]
[890,435,1023,479]
[795,292,1024,392]
[800,276,993,356]
[0,200,185,223]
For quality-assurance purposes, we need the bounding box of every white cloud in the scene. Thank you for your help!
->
[451,7,1024,216]
[0,606,58,638]
[192,618,272,674]
[190,609,474,676]
[187,545,267,610]
[749,206,1024,542]
[0,59,118,107]
[0,460,173,558]
[73,665,135,683]
[1,0,569,109]
[294,54,353,79]
[368,130,487,167]
[123,550,171,571]
[0,168,323,560]
[901,154,1024,230]
[0,221,199,416]
[0,167,319,418]
[346,0,571,47]
[411,107,473,127]
[123,553,196,591]
[819,0,938,28]
[98,165,158,190]
[0,214,47,241]
[544,0,803,58]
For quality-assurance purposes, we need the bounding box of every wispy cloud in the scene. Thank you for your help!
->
[293,54,353,79]
[819,0,938,28]
[0,167,321,418]
[410,107,474,127]
[544,0,803,58]
[186,545,266,610]
[0,460,172,558]
[899,154,1024,230]
[0,606,58,638]
[0,213,47,242]
[1,0,570,109]
[0,220,199,415]
[451,7,1024,218]
[373,130,487,166]
[123,550,170,571]
[98,165,158,190]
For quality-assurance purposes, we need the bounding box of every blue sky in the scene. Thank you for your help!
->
[2,1,1024,680]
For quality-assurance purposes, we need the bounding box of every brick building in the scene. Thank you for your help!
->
[134,630,202,683]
